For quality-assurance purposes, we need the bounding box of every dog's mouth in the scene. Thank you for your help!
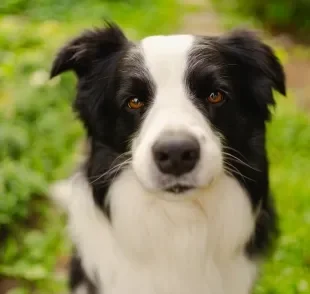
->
[165,184,194,194]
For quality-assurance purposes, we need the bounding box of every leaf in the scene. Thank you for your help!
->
[23,265,49,280]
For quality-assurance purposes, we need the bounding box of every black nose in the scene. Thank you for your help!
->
[152,134,200,176]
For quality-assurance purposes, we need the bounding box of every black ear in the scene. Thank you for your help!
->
[217,29,286,119]
[50,22,127,78]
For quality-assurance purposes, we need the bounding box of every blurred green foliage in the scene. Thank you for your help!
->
[0,0,180,292]
[257,95,310,293]
[213,0,310,42]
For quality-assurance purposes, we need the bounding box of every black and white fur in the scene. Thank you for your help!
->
[49,23,285,294]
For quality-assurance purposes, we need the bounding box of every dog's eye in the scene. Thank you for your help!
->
[127,97,144,110]
[207,92,224,104]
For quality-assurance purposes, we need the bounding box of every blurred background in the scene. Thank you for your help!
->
[0,0,309,293]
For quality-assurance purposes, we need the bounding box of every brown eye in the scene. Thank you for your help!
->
[127,97,144,109]
[207,91,224,104]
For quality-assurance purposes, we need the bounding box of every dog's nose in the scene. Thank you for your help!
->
[152,134,200,176]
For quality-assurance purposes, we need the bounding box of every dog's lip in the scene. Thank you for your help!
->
[165,184,194,194]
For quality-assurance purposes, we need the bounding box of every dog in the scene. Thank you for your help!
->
[49,22,286,294]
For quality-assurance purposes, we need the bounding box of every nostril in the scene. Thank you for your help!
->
[157,151,169,162]
[182,150,198,162]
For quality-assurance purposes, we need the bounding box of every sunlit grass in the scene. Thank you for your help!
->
[256,95,310,294]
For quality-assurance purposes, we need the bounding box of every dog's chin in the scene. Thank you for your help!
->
[155,185,196,202]
[156,174,220,201]
[165,184,194,194]
[133,172,198,201]
[132,165,220,201]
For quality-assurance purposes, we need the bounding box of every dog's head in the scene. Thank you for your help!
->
[51,23,285,202]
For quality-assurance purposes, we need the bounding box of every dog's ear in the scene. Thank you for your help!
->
[50,22,127,78]
[217,29,286,120]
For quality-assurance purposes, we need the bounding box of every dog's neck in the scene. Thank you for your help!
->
[109,169,253,259]
[52,169,258,294]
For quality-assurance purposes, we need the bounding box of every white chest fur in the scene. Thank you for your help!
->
[51,169,258,294]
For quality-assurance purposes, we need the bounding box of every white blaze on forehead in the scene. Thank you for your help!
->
[133,34,222,192]
[140,35,194,90]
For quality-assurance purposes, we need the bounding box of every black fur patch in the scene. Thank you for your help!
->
[187,30,285,256]
[69,251,98,294]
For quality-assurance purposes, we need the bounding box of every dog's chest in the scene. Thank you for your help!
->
[69,171,257,294]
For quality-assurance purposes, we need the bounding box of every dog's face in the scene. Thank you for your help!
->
[51,24,285,201]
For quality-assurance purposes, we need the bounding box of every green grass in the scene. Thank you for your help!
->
[256,95,310,294]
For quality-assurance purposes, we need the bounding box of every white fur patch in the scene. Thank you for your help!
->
[73,284,88,294]
[132,35,223,193]
[50,169,257,294]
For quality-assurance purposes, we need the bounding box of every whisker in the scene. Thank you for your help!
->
[223,146,249,161]
[222,151,260,172]
[94,163,130,187]
[87,152,131,178]
[89,156,131,185]
[224,166,247,183]
[224,161,255,182]
[108,159,132,186]
[88,151,131,181]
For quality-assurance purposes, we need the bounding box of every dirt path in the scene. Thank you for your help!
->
[179,0,310,112]
[284,55,310,111]
[179,0,223,35]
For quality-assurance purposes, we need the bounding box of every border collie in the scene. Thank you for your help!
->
[49,23,286,294]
